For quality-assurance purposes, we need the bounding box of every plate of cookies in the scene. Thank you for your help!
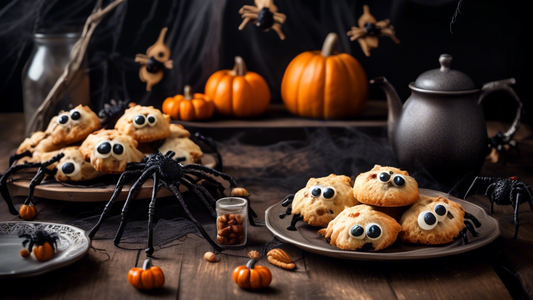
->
[3,104,217,202]
[265,166,500,260]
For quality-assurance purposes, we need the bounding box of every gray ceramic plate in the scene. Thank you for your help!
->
[0,222,90,278]
[265,188,500,260]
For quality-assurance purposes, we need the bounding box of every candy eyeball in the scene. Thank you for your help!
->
[308,185,336,200]
[349,225,365,239]
[418,211,438,230]
[133,115,147,128]
[70,109,82,123]
[61,161,81,177]
[391,174,406,187]
[95,141,112,158]
[111,142,126,160]
[147,114,157,126]
[378,171,391,183]
[365,223,383,240]
[322,187,335,199]
[57,114,70,126]
[310,186,321,197]
[434,204,448,222]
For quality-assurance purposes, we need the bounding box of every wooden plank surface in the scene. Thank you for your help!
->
[1,113,532,299]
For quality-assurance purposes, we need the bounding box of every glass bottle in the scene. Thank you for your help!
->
[21,28,90,130]
[216,197,248,247]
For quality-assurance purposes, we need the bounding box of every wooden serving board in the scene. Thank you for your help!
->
[6,154,216,202]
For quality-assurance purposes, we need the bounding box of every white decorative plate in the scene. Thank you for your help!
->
[0,222,90,278]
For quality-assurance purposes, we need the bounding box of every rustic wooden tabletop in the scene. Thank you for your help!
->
[0,111,532,300]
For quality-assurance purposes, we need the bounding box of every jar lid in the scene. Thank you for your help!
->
[216,197,247,209]
[411,54,477,92]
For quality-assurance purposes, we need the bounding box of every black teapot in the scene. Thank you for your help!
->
[372,54,522,188]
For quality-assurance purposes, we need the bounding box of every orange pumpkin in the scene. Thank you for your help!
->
[205,56,271,118]
[33,242,55,262]
[281,32,368,119]
[19,203,38,221]
[128,259,165,290]
[232,253,272,289]
[162,85,215,121]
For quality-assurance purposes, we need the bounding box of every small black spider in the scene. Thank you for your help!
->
[465,176,533,239]
[20,230,59,254]
[88,150,258,255]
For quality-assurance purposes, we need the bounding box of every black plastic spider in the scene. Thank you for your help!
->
[454,212,482,245]
[465,176,533,239]
[88,150,257,255]
[1,153,64,217]
[20,230,59,254]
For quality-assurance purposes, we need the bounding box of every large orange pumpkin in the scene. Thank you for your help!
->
[162,85,215,121]
[205,56,271,118]
[281,32,368,119]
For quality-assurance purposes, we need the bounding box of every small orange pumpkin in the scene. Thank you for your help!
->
[33,242,55,262]
[128,259,165,290]
[205,56,271,118]
[281,32,368,119]
[20,230,59,262]
[19,203,38,221]
[162,85,215,121]
[232,251,272,289]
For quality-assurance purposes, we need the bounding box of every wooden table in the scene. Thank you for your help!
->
[1,110,532,300]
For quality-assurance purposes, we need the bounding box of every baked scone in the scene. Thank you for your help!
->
[114,105,171,143]
[291,174,359,228]
[168,123,191,138]
[318,205,402,251]
[353,165,419,207]
[53,147,102,182]
[399,195,465,245]
[16,132,66,163]
[45,105,101,145]
[158,136,203,165]
[79,129,144,174]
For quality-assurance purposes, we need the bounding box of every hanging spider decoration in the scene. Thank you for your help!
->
[0,153,65,218]
[135,27,173,91]
[88,150,258,255]
[347,5,400,57]
[465,176,533,239]
[19,230,60,262]
[238,0,287,40]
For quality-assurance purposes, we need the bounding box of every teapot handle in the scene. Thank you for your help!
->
[478,78,522,148]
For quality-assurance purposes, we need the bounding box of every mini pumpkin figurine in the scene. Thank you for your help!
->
[128,259,165,290]
[233,250,272,289]
[19,230,60,262]
[135,27,173,91]
[238,0,287,40]
[347,5,400,56]
[162,85,215,121]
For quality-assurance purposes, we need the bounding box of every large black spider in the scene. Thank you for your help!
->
[465,176,533,239]
[0,153,64,217]
[88,150,257,255]
[20,230,59,254]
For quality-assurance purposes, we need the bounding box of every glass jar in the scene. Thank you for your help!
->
[216,197,248,247]
[21,28,90,130]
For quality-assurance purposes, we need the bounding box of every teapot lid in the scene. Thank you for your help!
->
[411,54,477,92]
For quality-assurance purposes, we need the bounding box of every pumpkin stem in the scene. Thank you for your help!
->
[246,258,258,270]
[183,85,193,100]
[143,259,153,270]
[321,32,338,57]
[232,56,247,76]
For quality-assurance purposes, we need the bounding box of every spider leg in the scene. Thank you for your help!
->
[280,194,294,217]
[23,165,55,206]
[181,177,217,219]
[286,214,303,231]
[239,5,260,14]
[193,132,223,171]
[238,17,253,30]
[273,13,286,24]
[183,164,237,188]
[114,166,158,246]
[145,173,161,256]
[9,150,32,167]
[184,170,225,197]
[1,162,47,215]
[464,212,482,228]
[28,240,34,253]
[512,189,522,239]
[271,23,285,40]
[379,28,400,44]
[88,169,144,239]
[166,182,222,252]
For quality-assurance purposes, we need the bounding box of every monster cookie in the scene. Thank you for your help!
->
[353,165,419,207]
[399,195,470,245]
[318,205,401,251]
[16,132,66,163]
[53,147,102,182]
[46,105,101,145]
[114,105,171,143]
[282,174,359,228]
[79,129,144,174]
[158,136,203,165]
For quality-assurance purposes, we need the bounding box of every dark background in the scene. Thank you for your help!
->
[0,0,530,126]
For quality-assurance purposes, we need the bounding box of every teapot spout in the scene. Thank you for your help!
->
[371,77,402,143]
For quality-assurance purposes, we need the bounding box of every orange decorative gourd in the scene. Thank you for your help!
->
[162,85,215,121]
[33,242,55,262]
[19,203,38,221]
[128,259,165,290]
[281,32,368,119]
[232,251,272,289]
[205,56,271,118]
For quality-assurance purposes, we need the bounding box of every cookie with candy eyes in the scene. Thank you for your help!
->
[16,132,67,163]
[291,174,359,228]
[114,105,171,143]
[158,136,203,164]
[353,165,419,207]
[398,195,465,245]
[52,147,102,182]
[79,129,144,174]
[318,205,402,251]
[45,105,101,145]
